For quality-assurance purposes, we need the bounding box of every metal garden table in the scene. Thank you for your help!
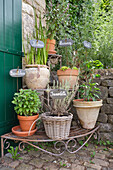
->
[1,125,100,157]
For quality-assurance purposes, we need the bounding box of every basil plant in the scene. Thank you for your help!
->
[12,89,41,116]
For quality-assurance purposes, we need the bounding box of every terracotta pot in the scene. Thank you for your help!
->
[25,65,50,90]
[73,99,103,129]
[46,39,56,54]
[57,69,79,89]
[17,114,39,131]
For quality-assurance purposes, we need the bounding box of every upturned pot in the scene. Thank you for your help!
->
[73,99,103,129]
[57,69,79,89]
[24,65,50,90]
[46,39,56,54]
[17,114,39,131]
[41,112,73,140]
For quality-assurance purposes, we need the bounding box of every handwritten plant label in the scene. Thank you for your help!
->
[50,89,67,99]
[59,39,74,46]
[30,39,44,48]
[9,69,26,77]
[83,41,92,48]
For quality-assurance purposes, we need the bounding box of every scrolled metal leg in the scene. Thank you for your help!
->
[66,133,93,154]
[3,139,10,149]
[18,142,25,151]
[1,138,4,158]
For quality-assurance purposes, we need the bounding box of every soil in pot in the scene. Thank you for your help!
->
[18,114,39,131]
[73,99,103,129]
[57,69,79,89]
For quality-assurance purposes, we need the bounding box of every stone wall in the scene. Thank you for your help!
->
[22,0,46,49]
[95,69,113,142]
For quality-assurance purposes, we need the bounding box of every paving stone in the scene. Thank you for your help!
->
[29,158,45,168]
[109,162,113,169]
[77,155,91,162]
[15,163,34,170]
[59,168,70,170]
[86,168,95,170]
[2,157,13,166]
[95,153,105,159]
[70,159,82,164]
[92,158,109,167]
[0,167,15,170]
[102,167,108,170]
[71,164,85,170]
[84,162,101,170]
[109,159,113,162]
[43,163,59,170]
[40,153,55,161]
[5,153,12,159]
[28,150,41,157]
[18,154,31,163]
[8,161,20,168]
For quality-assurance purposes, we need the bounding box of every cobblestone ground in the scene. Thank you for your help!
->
[0,143,113,170]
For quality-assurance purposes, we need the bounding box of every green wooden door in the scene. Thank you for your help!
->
[0,0,22,136]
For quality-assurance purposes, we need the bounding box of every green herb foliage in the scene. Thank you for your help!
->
[23,11,48,65]
[12,89,41,116]
[78,60,101,101]
[46,0,113,68]
[8,146,22,161]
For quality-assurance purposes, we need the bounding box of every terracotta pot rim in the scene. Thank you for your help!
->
[46,38,56,44]
[17,114,39,120]
[57,69,79,76]
[12,125,37,137]
[73,99,102,102]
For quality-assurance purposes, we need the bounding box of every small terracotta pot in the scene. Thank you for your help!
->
[17,114,39,131]
[57,69,79,89]
[46,39,56,54]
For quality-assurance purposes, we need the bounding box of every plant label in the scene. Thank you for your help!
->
[50,89,67,99]
[83,41,92,48]
[30,39,44,48]
[9,69,26,77]
[59,39,74,46]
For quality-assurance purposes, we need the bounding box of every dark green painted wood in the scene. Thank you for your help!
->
[0,0,22,151]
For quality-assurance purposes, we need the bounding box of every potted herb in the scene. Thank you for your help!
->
[73,60,103,129]
[23,13,50,90]
[44,1,70,54]
[57,66,79,89]
[12,89,41,132]
[41,82,77,140]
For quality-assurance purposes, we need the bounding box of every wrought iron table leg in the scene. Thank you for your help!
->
[1,137,4,157]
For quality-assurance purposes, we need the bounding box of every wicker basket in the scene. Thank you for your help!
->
[41,112,73,140]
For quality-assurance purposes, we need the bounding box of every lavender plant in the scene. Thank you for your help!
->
[44,81,78,117]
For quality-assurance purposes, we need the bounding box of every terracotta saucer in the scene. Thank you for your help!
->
[12,125,37,137]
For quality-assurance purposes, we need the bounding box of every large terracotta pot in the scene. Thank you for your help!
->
[25,65,50,90]
[73,99,103,129]
[57,69,79,89]
[17,114,39,131]
[46,39,56,54]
